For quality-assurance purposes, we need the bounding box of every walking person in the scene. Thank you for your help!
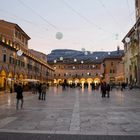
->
[38,83,42,100]
[101,82,106,98]
[106,83,110,98]
[41,83,47,100]
[15,83,23,110]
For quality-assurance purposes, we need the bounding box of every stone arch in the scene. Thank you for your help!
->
[80,78,86,87]
[58,79,63,84]
[0,69,7,90]
[87,78,93,83]
[74,78,80,84]
[67,78,73,85]
[19,73,24,81]
[93,77,100,84]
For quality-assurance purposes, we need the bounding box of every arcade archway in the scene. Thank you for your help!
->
[93,77,100,85]
[0,70,7,90]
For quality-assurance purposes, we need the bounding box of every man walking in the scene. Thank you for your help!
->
[41,83,47,100]
[15,83,23,110]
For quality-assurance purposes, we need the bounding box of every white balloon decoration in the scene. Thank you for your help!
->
[84,51,88,55]
[125,37,130,43]
[60,56,63,61]
[81,48,85,52]
[56,32,63,40]
[17,50,23,56]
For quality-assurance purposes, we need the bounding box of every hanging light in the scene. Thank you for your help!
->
[60,56,63,61]
[125,37,130,43]
[56,32,63,40]
[96,57,98,60]
[17,50,23,56]
[54,60,57,63]
[81,48,85,52]
[108,52,111,55]
[84,51,88,55]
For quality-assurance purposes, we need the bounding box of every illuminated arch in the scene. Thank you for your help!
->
[19,74,23,80]
[80,78,86,83]
[93,77,100,84]
[54,79,57,84]
[0,70,7,89]
[87,78,93,83]
[80,78,86,86]
[74,78,80,83]
[0,70,6,77]
[8,72,13,78]
[58,79,63,84]
[67,78,73,84]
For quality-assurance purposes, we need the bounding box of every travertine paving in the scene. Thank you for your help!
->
[0,86,140,136]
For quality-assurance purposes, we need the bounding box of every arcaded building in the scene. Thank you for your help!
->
[47,49,124,86]
[0,20,54,91]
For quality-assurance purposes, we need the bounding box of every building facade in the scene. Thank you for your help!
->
[47,49,124,86]
[136,0,140,20]
[103,57,124,84]
[122,0,140,87]
[122,21,140,87]
[0,20,54,91]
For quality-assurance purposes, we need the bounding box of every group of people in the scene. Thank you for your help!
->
[101,82,110,98]
[14,82,48,110]
[38,83,48,100]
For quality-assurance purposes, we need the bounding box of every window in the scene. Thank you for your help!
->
[9,56,12,64]
[3,54,6,62]
[111,62,113,66]
[113,69,115,73]
[136,0,138,8]
[18,60,20,66]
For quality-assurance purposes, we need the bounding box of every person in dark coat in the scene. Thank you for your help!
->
[38,83,42,100]
[106,83,110,98]
[101,82,106,98]
[15,83,23,110]
[41,83,47,100]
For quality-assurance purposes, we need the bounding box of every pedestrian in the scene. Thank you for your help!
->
[38,83,42,100]
[101,82,106,98]
[41,83,47,100]
[106,83,110,98]
[15,83,23,110]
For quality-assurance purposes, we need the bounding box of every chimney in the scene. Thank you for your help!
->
[117,46,120,54]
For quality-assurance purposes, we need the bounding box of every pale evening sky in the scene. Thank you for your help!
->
[0,0,135,54]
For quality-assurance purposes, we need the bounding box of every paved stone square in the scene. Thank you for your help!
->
[0,86,140,139]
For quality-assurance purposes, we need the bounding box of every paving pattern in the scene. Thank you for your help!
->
[0,86,140,139]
